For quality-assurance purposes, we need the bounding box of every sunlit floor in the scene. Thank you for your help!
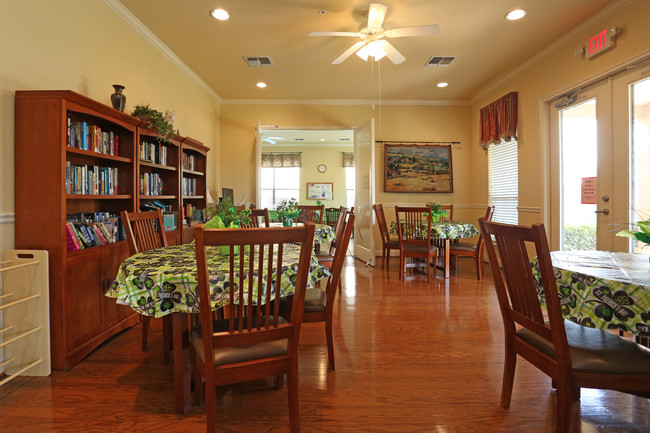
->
[0,255,649,432]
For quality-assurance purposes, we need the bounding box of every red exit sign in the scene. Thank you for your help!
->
[585,27,618,59]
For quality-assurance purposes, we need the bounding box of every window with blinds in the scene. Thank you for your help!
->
[488,140,518,225]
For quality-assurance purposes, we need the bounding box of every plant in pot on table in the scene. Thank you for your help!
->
[426,202,449,223]
[616,219,650,255]
[203,197,251,254]
[277,198,301,227]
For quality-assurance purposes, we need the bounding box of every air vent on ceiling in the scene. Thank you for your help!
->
[424,56,455,67]
[244,56,274,67]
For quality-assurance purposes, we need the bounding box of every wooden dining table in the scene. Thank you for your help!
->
[390,220,479,277]
[531,250,650,338]
[106,242,330,414]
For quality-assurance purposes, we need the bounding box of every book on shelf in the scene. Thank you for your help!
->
[66,223,82,251]
[67,118,119,156]
[91,224,107,245]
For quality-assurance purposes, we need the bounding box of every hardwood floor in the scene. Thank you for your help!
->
[1,257,649,432]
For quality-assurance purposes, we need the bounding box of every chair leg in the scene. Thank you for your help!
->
[326,312,335,370]
[141,315,150,351]
[399,254,404,280]
[501,342,517,408]
[162,315,172,361]
[475,255,482,280]
[205,376,217,433]
[287,358,301,433]
[555,380,574,433]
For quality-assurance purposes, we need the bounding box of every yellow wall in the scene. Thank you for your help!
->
[0,0,221,252]
[469,0,650,231]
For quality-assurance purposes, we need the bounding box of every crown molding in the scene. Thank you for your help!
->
[469,0,636,105]
[103,0,222,104]
[222,98,469,106]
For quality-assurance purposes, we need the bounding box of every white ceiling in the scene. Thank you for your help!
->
[117,0,616,103]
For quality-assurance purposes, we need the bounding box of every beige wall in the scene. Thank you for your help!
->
[469,0,650,231]
[0,0,221,252]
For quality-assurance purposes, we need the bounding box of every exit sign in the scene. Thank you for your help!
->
[584,27,618,59]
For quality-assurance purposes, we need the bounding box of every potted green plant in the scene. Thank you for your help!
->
[203,197,251,255]
[131,104,175,144]
[276,198,301,227]
[426,202,449,223]
[616,220,650,250]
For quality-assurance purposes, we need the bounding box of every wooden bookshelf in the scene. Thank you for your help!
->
[14,90,209,369]
[180,137,209,243]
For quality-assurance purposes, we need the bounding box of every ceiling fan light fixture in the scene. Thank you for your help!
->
[256,82,267,88]
[505,9,526,21]
[356,41,386,61]
[210,8,229,21]
[437,82,449,88]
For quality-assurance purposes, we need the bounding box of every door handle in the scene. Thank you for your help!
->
[594,208,609,216]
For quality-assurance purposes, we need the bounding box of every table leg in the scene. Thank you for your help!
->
[443,239,450,278]
[172,313,192,415]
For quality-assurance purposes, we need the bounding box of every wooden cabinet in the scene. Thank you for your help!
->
[14,90,209,370]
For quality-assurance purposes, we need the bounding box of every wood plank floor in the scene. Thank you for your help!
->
[1,257,649,432]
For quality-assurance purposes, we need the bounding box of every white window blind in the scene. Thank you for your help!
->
[488,140,518,225]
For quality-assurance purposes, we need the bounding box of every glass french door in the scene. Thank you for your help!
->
[550,64,650,251]
[353,119,376,266]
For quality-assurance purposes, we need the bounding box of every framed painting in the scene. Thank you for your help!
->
[307,182,333,200]
[384,144,453,193]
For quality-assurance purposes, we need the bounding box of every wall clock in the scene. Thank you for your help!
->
[318,164,327,173]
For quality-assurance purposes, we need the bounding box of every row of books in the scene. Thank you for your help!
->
[65,217,126,252]
[182,177,197,196]
[139,140,168,166]
[140,172,164,196]
[66,163,119,195]
[67,119,120,156]
[182,152,197,171]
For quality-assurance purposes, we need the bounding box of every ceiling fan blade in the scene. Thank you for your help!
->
[385,25,441,38]
[308,31,361,37]
[377,40,406,64]
[367,3,388,29]
[332,41,367,64]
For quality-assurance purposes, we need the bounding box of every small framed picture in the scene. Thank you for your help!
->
[307,182,333,200]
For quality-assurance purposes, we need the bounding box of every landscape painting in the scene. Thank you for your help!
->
[384,144,453,193]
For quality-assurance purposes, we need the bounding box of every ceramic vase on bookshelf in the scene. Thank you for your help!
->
[110,84,126,112]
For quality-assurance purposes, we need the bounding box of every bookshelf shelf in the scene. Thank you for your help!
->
[182,169,204,176]
[66,194,133,200]
[66,147,132,164]
[140,195,177,200]
[139,161,177,172]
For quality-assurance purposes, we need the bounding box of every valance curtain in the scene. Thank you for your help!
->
[261,152,302,167]
[342,152,354,167]
[479,91,518,150]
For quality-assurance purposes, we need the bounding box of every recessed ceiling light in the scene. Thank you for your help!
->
[505,9,526,21]
[256,82,267,88]
[210,8,229,21]
[320,138,325,141]
[437,82,449,88]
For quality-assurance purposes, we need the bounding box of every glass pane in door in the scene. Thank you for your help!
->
[630,77,650,253]
[560,99,597,250]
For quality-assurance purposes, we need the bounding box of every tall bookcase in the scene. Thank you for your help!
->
[180,137,209,243]
[14,90,209,369]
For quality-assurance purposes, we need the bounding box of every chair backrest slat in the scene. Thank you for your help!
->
[439,204,454,221]
[395,206,432,244]
[373,204,391,243]
[242,208,270,228]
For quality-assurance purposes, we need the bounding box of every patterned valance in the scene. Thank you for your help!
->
[261,152,302,168]
[342,152,354,167]
[479,91,518,150]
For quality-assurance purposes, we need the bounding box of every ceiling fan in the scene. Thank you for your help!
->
[262,136,286,145]
[308,3,441,65]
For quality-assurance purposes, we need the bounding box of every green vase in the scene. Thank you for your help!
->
[282,217,294,227]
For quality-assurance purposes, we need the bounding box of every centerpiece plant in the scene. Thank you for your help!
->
[616,220,650,249]
[276,198,301,227]
[426,201,449,223]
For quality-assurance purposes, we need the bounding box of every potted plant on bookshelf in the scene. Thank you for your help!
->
[277,198,301,227]
[131,104,175,144]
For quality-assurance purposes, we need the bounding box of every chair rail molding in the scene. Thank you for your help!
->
[518,206,542,213]
[0,213,15,224]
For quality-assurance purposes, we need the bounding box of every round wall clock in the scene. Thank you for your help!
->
[318,164,327,173]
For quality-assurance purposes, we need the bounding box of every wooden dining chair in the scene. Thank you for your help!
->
[120,209,170,354]
[438,204,453,221]
[325,207,341,228]
[479,218,650,433]
[449,206,494,279]
[297,204,325,224]
[373,204,400,266]
[282,212,355,370]
[241,208,270,228]
[317,207,348,260]
[192,223,315,433]
[394,206,436,280]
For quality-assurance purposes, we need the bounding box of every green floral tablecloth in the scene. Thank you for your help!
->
[107,243,330,318]
[268,223,335,244]
[531,251,650,336]
[389,220,479,239]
